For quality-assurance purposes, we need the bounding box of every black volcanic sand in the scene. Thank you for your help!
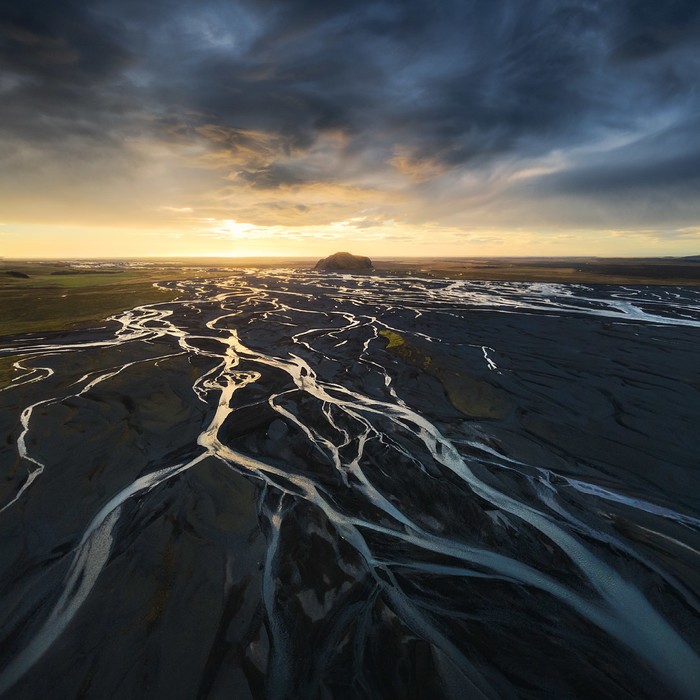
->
[1,271,699,699]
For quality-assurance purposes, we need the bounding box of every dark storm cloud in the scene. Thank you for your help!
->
[0,0,130,80]
[237,163,307,189]
[1,0,700,221]
[0,2,149,180]
[539,147,700,198]
[611,0,700,62]
[524,108,700,223]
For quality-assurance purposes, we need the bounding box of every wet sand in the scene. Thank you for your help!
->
[1,271,699,698]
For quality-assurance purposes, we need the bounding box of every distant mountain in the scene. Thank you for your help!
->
[314,252,373,271]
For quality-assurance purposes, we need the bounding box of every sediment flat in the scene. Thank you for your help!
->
[1,267,699,698]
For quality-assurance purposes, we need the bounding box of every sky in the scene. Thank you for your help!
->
[1,0,699,258]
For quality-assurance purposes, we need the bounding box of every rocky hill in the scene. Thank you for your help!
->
[314,252,373,271]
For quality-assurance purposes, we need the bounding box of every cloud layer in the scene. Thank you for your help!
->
[1,0,699,254]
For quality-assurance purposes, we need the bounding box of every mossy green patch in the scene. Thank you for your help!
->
[439,371,511,419]
[380,332,511,419]
[379,329,405,349]
[0,355,18,389]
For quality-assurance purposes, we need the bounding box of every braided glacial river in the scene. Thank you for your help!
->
[1,270,699,699]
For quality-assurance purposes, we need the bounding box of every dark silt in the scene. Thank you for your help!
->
[1,270,699,699]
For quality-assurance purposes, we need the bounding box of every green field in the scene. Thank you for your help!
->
[0,262,182,338]
[376,256,700,285]
[0,355,18,388]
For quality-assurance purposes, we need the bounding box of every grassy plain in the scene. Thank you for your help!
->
[0,257,324,339]
[0,355,17,388]
[375,256,700,286]
[0,262,182,338]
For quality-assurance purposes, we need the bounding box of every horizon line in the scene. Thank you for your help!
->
[2,254,698,262]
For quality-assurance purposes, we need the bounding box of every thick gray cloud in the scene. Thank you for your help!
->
[1,0,699,232]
